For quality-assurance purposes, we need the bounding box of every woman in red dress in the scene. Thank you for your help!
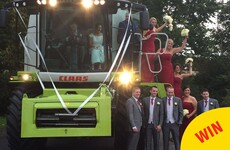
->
[179,86,197,142]
[141,24,156,82]
[173,62,193,99]
[157,37,188,86]
[141,18,167,82]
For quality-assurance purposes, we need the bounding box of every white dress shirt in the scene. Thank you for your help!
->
[148,97,155,124]
[166,97,175,123]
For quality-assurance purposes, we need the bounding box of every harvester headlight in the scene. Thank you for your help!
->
[37,0,42,5]
[82,0,93,8]
[100,0,105,5]
[94,0,99,5]
[49,0,57,7]
[22,74,33,81]
[119,71,132,85]
[41,0,47,5]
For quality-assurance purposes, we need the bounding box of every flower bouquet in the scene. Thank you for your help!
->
[185,58,193,64]
[163,15,173,31]
[183,109,189,116]
[181,28,189,37]
[168,24,173,31]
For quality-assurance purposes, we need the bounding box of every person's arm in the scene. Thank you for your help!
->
[89,35,94,48]
[142,31,154,40]
[172,37,188,54]
[153,48,162,61]
[159,99,164,126]
[215,99,220,108]
[142,30,148,38]
[181,61,193,79]
[117,22,123,44]
[126,99,136,130]
[196,101,202,116]
[155,22,168,33]
[178,98,184,125]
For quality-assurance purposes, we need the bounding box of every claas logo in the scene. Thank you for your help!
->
[59,76,88,82]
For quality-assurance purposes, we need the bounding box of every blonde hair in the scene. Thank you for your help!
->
[168,39,174,45]
[149,17,157,22]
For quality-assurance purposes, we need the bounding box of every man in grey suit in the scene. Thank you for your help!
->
[162,86,183,150]
[126,86,142,150]
[143,86,164,150]
[197,88,219,115]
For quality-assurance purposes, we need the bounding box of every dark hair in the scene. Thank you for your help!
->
[95,23,102,28]
[173,63,181,71]
[152,85,158,89]
[150,86,158,91]
[201,88,209,93]
[183,85,190,91]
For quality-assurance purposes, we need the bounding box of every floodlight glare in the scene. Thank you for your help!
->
[82,0,93,9]
[49,0,57,7]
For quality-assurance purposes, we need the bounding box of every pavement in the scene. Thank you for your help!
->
[0,126,175,150]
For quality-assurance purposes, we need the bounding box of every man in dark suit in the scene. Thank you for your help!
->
[117,12,139,68]
[143,86,164,150]
[197,88,219,115]
[117,13,139,44]
[126,86,142,150]
[162,86,183,150]
[65,22,84,70]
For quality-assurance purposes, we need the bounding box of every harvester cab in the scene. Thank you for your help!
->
[0,0,166,149]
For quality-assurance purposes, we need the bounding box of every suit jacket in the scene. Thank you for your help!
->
[197,98,219,115]
[143,97,164,127]
[117,20,139,44]
[126,97,142,131]
[162,96,183,125]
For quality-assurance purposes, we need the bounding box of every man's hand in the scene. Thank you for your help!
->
[155,125,162,132]
[132,127,139,133]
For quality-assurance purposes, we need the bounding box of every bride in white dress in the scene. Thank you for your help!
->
[89,23,104,70]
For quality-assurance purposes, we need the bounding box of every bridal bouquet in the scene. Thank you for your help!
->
[185,58,193,64]
[163,15,173,31]
[181,28,189,37]
[183,109,189,116]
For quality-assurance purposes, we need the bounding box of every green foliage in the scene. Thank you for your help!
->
[0,115,6,129]
[140,0,230,104]
[194,55,230,105]
[0,71,10,115]
[0,1,28,114]
[221,89,230,107]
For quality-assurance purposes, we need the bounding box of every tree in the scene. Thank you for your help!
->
[140,0,230,106]
[0,0,28,114]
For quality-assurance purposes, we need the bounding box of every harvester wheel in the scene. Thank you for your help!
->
[7,88,47,150]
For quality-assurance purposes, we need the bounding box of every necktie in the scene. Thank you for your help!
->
[137,100,142,107]
[137,100,142,112]
[151,98,154,105]
[168,98,171,105]
[205,100,208,107]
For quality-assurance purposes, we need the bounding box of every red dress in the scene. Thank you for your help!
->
[174,77,182,99]
[141,30,156,82]
[179,101,196,142]
[157,53,174,86]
